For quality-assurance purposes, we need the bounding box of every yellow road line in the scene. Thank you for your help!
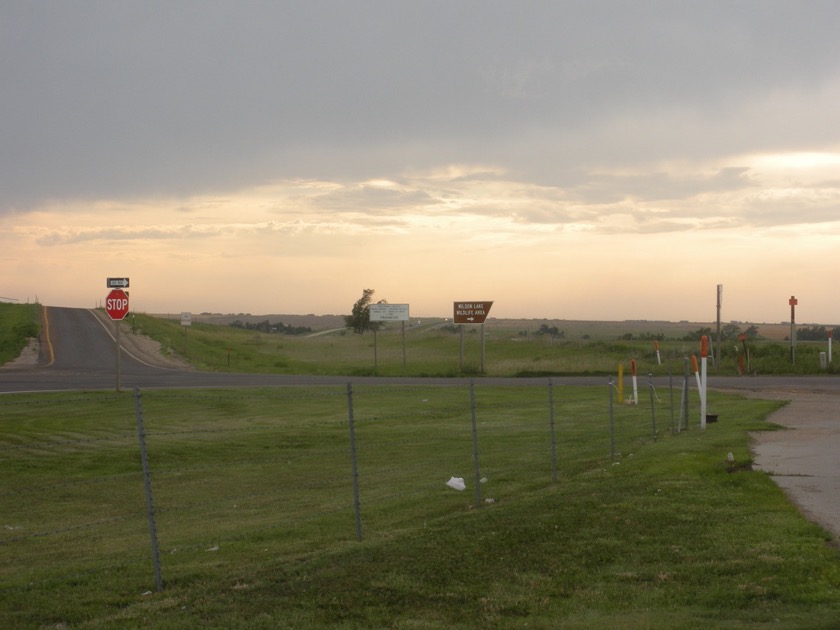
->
[42,305,55,366]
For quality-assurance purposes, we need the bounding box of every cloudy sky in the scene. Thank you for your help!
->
[2,2,839,323]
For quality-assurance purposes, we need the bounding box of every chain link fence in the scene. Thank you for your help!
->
[1,379,688,599]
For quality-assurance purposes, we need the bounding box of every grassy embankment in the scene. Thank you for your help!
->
[130,311,837,378]
[1,304,832,377]
[0,302,40,364]
[2,385,840,628]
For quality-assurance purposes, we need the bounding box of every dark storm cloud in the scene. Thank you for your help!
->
[2,1,839,216]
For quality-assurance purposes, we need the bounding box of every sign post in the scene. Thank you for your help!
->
[789,296,798,365]
[369,304,410,370]
[453,301,494,373]
[105,286,130,392]
[181,312,192,356]
[715,284,722,367]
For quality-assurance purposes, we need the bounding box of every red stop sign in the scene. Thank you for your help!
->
[105,289,130,320]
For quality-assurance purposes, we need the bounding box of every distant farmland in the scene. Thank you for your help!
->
[166,313,801,342]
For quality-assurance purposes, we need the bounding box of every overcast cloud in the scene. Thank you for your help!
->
[2,2,840,321]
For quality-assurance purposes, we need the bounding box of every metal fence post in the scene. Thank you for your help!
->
[669,360,675,435]
[133,386,163,592]
[683,357,690,431]
[648,372,657,442]
[469,380,482,506]
[548,378,558,482]
[346,383,363,541]
[609,377,616,462]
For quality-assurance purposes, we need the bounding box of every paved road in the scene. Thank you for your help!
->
[2,306,839,541]
[751,391,840,540]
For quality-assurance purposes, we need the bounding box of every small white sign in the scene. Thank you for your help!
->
[181,312,192,327]
[369,303,410,322]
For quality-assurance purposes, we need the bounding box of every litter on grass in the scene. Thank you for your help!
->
[446,477,466,491]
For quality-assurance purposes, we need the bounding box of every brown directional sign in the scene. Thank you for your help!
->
[453,301,493,324]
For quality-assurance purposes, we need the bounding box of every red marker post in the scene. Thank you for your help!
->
[700,335,709,429]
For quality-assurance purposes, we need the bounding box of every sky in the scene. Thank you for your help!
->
[2,1,840,324]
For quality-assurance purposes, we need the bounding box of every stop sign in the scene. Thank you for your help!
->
[105,288,130,320]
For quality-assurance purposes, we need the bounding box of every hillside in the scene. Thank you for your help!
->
[158,313,801,341]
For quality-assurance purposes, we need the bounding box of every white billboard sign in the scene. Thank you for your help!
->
[369,303,410,322]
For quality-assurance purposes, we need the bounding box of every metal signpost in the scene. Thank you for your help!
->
[715,284,722,367]
[453,301,493,373]
[181,312,192,356]
[105,284,130,392]
[789,296,798,365]
[369,303,410,369]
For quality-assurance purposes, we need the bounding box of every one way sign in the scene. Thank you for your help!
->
[107,277,130,289]
[453,301,493,324]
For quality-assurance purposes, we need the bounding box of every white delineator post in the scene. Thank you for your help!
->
[654,340,661,365]
[829,330,833,365]
[700,335,709,430]
[691,355,702,398]
[631,359,639,405]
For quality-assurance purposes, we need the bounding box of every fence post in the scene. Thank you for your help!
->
[133,386,163,592]
[648,372,657,442]
[669,360,675,435]
[683,357,690,431]
[469,380,482,506]
[609,377,616,462]
[548,378,558,482]
[346,383,363,541]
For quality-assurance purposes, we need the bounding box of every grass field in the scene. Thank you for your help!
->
[0,302,40,364]
[2,304,840,626]
[130,311,838,378]
[3,384,840,628]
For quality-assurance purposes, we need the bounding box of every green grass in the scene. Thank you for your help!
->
[0,302,40,364]
[0,305,832,377]
[2,385,840,628]
[125,312,839,378]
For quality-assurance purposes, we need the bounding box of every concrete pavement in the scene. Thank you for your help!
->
[751,391,840,542]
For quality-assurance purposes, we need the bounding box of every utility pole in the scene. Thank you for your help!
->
[715,284,722,368]
[789,295,798,365]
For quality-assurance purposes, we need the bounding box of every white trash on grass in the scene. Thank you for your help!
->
[445,477,466,491]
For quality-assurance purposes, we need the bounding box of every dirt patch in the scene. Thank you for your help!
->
[1,337,40,369]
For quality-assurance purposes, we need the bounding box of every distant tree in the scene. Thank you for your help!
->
[344,288,386,335]
[228,319,311,335]
[682,327,713,341]
[744,324,760,339]
[797,325,829,341]
[721,323,741,341]
[536,324,564,339]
